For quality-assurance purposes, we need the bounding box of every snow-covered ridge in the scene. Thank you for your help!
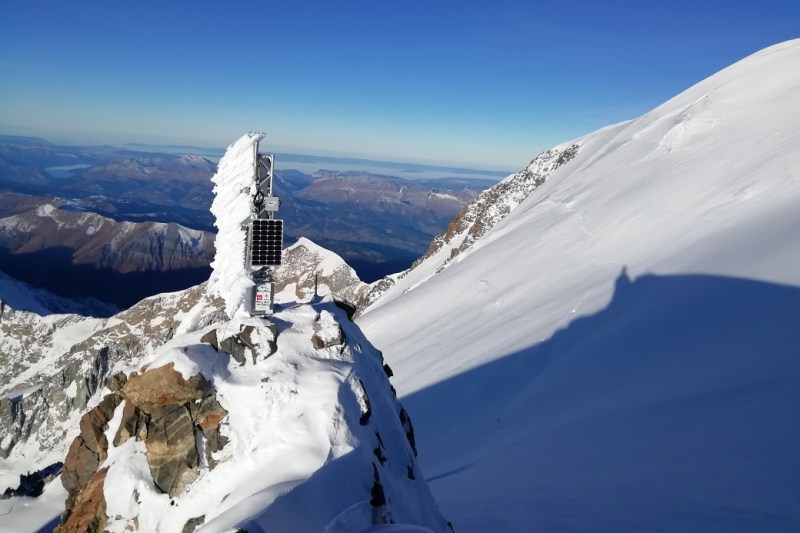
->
[358,39,800,532]
[359,143,580,314]
[0,282,227,469]
[0,270,116,317]
[83,301,450,533]
[273,237,369,306]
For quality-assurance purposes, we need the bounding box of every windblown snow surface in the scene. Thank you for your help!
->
[357,40,800,532]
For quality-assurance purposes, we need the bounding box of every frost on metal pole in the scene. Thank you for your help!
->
[245,136,283,316]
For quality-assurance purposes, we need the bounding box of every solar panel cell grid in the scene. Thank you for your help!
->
[250,219,283,266]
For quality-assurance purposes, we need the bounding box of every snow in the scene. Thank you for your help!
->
[2,382,43,400]
[0,477,66,532]
[207,132,263,317]
[0,272,69,317]
[429,192,458,202]
[97,300,447,532]
[358,39,800,532]
[35,204,56,217]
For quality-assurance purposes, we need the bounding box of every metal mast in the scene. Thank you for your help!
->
[245,134,283,316]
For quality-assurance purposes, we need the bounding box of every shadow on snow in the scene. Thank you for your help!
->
[403,270,800,533]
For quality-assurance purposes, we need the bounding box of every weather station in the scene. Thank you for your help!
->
[244,135,283,316]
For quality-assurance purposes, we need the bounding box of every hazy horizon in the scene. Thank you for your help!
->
[0,128,511,181]
[2,1,798,170]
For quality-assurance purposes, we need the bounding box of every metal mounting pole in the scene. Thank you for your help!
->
[246,133,282,317]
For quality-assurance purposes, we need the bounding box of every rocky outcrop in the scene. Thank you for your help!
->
[0,343,111,462]
[415,144,580,266]
[117,363,228,496]
[273,237,369,308]
[355,145,581,315]
[57,362,230,530]
[61,393,121,512]
[200,322,277,366]
[56,467,110,533]
[311,310,344,349]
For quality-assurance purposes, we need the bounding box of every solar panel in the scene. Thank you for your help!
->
[249,219,283,267]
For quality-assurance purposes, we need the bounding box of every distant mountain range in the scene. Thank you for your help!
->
[0,136,496,289]
[0,192,214,311]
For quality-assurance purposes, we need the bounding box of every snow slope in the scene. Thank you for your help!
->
[358,40,800,532]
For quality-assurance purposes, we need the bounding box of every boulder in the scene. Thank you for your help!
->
[113,400,148,447]
[117,363,229,496]
[201,324,276,365]
[194,396,229,467]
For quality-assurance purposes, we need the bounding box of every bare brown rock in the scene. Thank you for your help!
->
[61,393,121,511]
[115,363,229,496]
[146,405,199,496]
[58,351,231,528]
[61,436,100,507]
[106,371,128,393]
[121,363,210,414]
[113,400,149,447]
[55,468,109,533]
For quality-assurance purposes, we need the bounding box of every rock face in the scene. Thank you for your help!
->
[56,467,110,533]
[417,144,580,265]
[116,363,228,497]
[0,280,226,470]
[61,393,122,511]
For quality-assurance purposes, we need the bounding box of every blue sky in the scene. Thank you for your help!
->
[1,1,798,170]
